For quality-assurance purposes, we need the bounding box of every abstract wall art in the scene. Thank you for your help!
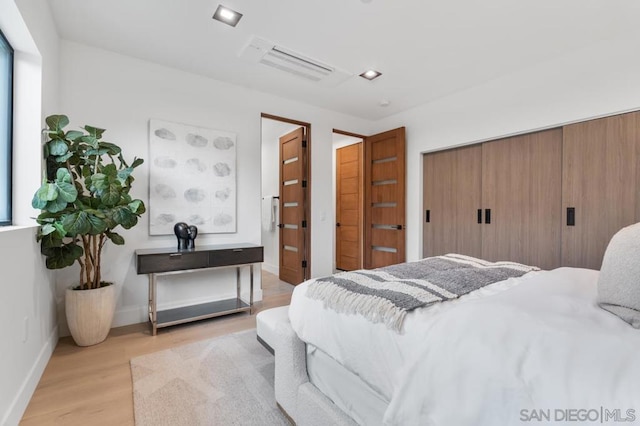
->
[148,119,237,235]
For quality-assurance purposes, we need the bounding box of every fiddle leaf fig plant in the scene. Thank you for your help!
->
[32,115,146,290]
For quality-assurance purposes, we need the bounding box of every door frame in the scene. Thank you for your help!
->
[262,113,312,281]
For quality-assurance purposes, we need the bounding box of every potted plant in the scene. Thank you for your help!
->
[32,115,145,346]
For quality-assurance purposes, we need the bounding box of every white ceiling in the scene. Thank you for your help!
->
[48,0,640,120]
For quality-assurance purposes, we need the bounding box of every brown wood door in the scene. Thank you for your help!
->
[481,128,562,270]
[279,127,307,284]
[423,145,482,258]
[364,128,406,269]
[562,111,640,269]
[336,143,363,271]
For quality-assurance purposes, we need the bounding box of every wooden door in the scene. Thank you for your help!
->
[481,129,562,270]
[279,127,307,284]
[336,143,363,271]
[364,128,406,269]
[562,111,640,269]
[423,145,482,258]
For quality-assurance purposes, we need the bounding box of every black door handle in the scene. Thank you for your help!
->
[567,207,575,226]
[484,209,491,224]
[477,209,482,224]
[278,223,284,228]
[395,224,403,230]
[336,223,341,227]
[425,210,430,223]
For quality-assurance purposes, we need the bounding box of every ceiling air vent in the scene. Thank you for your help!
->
[239,36,351,87]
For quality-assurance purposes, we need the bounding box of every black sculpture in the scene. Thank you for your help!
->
[174,222,198,250]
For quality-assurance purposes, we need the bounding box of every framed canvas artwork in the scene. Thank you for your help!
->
[148,119,237,235]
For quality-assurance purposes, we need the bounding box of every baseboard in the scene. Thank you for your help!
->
[2,325,58,426]
[262,263,279,275]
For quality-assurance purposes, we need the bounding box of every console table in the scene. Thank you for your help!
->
[135,243,264,335]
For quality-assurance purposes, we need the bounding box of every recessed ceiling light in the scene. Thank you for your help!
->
[212,5,243,27]
[360,69,382,80]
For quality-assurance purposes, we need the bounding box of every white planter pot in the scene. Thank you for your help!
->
[65,283,116,347]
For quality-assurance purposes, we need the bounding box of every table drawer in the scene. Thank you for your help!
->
[209,246,264,267]
[137,251,209,274]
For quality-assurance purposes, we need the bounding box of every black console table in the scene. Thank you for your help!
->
[135,243,264,335]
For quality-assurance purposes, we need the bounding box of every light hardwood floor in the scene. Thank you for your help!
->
[20,271,294,425]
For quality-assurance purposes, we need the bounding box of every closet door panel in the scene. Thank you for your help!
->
[562,111,639,269]
[481,129,562,269]
[423,145,482,258]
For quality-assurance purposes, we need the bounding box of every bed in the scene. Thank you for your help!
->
[274,228,640,426]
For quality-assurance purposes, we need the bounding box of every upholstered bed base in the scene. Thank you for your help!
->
[273,319,357,425]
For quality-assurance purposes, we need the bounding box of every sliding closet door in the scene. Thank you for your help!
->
[423,145,482,258]
[562,111,640,269]
[481,129,562,270]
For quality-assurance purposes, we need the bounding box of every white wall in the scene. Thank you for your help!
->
[260,119,301,275]
[56,40,373,331]
[0,1,59,425]
[373,35,640,262]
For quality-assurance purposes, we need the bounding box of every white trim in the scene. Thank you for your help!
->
[1,326,58,426]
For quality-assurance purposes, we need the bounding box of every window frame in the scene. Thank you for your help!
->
[0,28,13,226]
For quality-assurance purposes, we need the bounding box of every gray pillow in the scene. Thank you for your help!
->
[597,222,640,328]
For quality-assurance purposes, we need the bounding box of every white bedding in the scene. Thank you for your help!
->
[289,267,640,425]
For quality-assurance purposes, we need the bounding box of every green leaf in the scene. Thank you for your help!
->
[43,243,83,270]
[65,130,84,141]
[84,125,105,139]
[55,168,72,183]
[56,181,78,203]
[48,139,68,156]
[128,199,146,214]
[40,224,56,236]
[79,135,99,149]
[105,231,125,245]
[46,115,69,132]
[91,173,107,190]
[99,142,121,155]
[102,163,117,178]
[62,211,91,235]
[117,167,133,184]
[86,214,107,235]
[32,192,47,209]
[86,148,109,156]
[39,232,63,248]
[55,152,74,163]
[36,183,58,202]
[113,206,137,229]
[101,182,121,206]
[131,158,144,168]
[46,197,68,213]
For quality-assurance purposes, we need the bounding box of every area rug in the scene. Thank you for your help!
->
[130,329,289,425]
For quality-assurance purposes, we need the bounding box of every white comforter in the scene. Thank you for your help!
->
[289,267,640,425]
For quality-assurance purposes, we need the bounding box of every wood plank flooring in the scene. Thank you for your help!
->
[20,271,294,425]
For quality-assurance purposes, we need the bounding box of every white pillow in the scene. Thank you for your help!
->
[597,222,640,328]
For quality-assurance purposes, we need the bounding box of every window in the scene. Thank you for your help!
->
[0,30,13,226]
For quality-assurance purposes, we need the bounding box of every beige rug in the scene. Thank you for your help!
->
[130,329,289,425]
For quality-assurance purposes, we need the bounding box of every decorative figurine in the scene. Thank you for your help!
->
[174,222,199,250]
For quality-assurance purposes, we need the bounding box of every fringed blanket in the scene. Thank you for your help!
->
[306,254,539,332]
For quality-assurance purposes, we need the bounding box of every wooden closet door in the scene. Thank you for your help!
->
[481,129,562,270]
[562,111,640,269]
[423,145,482,258]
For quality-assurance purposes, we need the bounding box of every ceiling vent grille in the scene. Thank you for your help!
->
[239,36,351,87]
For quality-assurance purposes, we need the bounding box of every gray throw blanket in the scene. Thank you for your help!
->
[306,254,539,332]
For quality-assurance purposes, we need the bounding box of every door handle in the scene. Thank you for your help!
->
[336,223,341,227]
[477,209,482,224]
[425,210,430,223]
[567,207,575,226]
[278,223,284,228]
[484,209,491,224]
[395,225,403,230]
